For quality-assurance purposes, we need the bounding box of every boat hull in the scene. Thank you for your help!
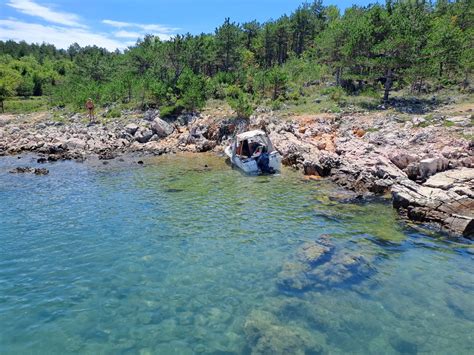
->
[225,146,281,174]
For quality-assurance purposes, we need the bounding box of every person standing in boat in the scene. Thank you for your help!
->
[85,98,95,123]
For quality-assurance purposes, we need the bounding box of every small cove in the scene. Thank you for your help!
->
[0,153,473,354]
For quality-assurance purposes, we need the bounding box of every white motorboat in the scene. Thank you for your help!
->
[224,130,282,174]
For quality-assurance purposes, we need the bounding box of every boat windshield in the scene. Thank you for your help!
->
[235,134,274,158]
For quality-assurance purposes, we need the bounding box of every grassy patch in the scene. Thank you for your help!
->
[4,97,49,114]
[105,107,121,119]
[279,99,342,116]
[51,111,68,124]
[462,133,474,141]
[365,127,380,133]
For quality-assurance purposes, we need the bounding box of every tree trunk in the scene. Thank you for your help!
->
[335,67,341,87]
[383,68,393,104]
[418,78,423,94]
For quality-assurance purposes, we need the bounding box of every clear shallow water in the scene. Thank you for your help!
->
[0,154,473,354]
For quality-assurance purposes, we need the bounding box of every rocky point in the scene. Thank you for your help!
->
[1,104,473,238]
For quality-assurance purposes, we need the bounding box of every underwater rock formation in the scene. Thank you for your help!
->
[9,166,49,175]
[277,235,374,292]
[243,309,325,355]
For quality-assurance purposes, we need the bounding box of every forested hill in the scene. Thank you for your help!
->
[0,0,472,116]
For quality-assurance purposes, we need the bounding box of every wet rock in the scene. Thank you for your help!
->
[195,139,216,152]
[98,150,116,160]
[302,153,339,177]
[9,167,49,175]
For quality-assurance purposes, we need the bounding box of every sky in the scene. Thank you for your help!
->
[0,0,376,50]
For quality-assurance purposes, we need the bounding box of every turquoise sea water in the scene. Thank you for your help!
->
[0,154,473,354]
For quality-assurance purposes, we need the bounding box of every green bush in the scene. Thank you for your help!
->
[271,99,283,110]
[321,86,346,104]
[177,69,207,112]
[105,107,121,118]
[360,86,380,99]
[160,104,181,118]
[225,85,253,119]
[3,96,48,113]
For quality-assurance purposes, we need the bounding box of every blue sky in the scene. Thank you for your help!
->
[0,0,376,50]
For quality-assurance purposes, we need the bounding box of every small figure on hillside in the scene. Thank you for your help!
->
[85,98,95,123]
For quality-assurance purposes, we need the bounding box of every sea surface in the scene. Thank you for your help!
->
[0,153,473,354]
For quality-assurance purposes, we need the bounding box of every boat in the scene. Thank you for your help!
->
[224,130,282,174]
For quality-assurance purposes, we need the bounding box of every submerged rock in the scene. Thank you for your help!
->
[9,167,49,175]
[277,235,375,292]
[307,252,373,287]
[277,261,312,292]
[296,238,333,265]
[243,310,325,355]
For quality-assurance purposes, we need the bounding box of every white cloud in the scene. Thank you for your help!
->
[7,0,86,28]
[0,1,179,49]
[114,30,142,39]
[0,19,127,50]
[103,19,178,40]
[102,19,130,28]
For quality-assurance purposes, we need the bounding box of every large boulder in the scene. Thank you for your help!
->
[389,152,419,170]
[65,137,86,150]
[424,167,474,191]
[418,157,449,180]
[124,123,139,135]
[134,128,154,143]
[195,138,216,152]
[151,118,174,138]
[392,172,474,238]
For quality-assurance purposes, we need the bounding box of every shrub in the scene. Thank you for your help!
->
[177,68,207,112]
[321,86,346,104]
[271,99,283,111]
[225,85,253,119]
[160,104,181,118]
[105,107,121,118]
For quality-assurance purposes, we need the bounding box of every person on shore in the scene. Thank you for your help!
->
[86,98,95,123]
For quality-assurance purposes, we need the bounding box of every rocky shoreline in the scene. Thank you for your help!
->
[1,107,473,238]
